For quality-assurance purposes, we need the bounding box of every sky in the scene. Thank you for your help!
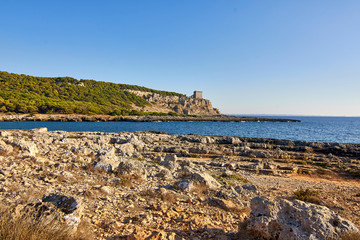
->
[1,1,359,116]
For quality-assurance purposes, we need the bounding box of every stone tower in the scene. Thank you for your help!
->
[193,91,202,99]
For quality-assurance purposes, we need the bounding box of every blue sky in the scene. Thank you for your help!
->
[1,1,359,116]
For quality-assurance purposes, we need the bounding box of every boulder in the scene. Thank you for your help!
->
[0,140,13,154]
[115,143,135,157]
[164,154,178,162]
[159,159,179,172]
[155,166,173,180]
[94,148,119,171]
[112,134,144,151]
[182,167,221,190]
[117,159,147,180]
[24,193,83,230]
[12,140,38,156]
[178,159,192,167]
[31,127,48,133]
[42,193,80,214]
[209,197,238,211]
[200,136,215,144]
[246,197,359,240]
[174,180,194,192]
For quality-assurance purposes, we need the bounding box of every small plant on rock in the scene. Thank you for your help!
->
[214,172,250,186]
[294,188,321,204]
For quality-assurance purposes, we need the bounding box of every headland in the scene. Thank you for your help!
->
[0,113,300,122]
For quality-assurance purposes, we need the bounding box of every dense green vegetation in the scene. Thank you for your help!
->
[0,71,184,115]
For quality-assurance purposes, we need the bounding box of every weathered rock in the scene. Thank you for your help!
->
[164,154,178,162]
[178,159,192,167]
[94,147,119,171]
[100,186,113,195]
[174,180,194,192]
[0,140,13,154]
[42,193,80,214]
[115,143,136,157]
[112,134,145,152]
[246,197,359,240]
[31,127,48,133]
[12,140,38,156]
[241,184,258,193]
[117,159,147,180]
[25,194,83,230]
[200,136,215,144]
[208,197,238,211]
[182,167,221,190]
[159,159,179,172]
[155,166,173,180]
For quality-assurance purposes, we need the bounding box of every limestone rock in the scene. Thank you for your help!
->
[115,143,136,157]
[182,167,221,190]
[0,140,13,154]
[159,159,179,172]
[12,140,38,156]
[94,147,119,171]
[155,166,173,180]
[164,154,178,162]
[31,127,48,133]
[42,193,80,214]
[246,197,359,240]
[117,159,147,180]
[174,180,194,192]
[127,90,221,115]
[25,194,83,230]
[208,197,238,211]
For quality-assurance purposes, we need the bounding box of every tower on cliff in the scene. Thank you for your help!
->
[192,91,203,99]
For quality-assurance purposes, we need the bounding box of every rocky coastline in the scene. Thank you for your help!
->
[0,113,300,122]
[0,128,359,239]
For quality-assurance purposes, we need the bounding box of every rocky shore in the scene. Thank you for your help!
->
[0,129,359,239]
[0,114,300,122]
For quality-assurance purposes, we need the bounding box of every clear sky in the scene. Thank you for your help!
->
[1,1,359,116]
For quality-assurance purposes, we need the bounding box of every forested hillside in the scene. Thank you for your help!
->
[0,71,184,115]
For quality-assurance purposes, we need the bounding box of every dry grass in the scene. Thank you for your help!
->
[140,188,177,204]
[56,174,68,183]
[111,174,142,187]
[160,191,177,204]
[190,182,210,198]
[0,207,94,240]
[19,188,46,204]
[6,183,21,194]
[341,231,360,240]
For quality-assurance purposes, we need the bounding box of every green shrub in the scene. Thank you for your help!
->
[0,71,185,116]
[294,188,321,204]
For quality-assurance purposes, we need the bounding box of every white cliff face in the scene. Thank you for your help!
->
[126,90,221,115]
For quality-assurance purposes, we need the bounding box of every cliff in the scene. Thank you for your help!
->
[126,90,221,116]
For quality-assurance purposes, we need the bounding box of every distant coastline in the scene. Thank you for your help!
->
[0,113,300,123]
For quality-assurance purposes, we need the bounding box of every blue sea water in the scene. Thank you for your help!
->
[0,116,359,143]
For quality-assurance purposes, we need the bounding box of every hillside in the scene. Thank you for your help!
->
[0,71,186,116]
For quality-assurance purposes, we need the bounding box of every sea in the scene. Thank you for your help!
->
[0,116,359,144]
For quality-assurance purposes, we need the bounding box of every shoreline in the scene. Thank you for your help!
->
[0,128,359,239]
[0,113,301,122]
